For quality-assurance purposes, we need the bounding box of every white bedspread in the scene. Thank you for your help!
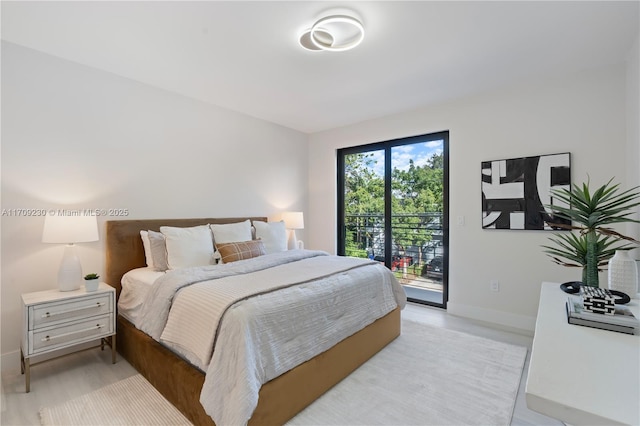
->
[139,250,330,340]
[136,250,406,426]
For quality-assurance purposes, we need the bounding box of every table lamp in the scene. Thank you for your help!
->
[42,214,99,291]
[281,211,304,250]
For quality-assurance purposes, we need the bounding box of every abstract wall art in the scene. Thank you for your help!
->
[481,152,571,230]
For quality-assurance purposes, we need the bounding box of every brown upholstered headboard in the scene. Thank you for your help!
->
[105,217,267,299]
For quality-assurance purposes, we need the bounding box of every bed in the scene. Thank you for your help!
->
[106,217,404,425]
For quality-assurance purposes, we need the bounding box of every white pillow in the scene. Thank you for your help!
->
[147,230,169,271]
[140,230,154,269]
[160,225,214,269]
[210,220,252,244]
[253,221,288,254]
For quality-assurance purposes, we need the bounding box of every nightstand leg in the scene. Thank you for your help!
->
[111,335,116,364]
[26,360,30,393]
[21,349,30,393]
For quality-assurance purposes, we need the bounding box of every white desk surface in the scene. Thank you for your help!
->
[526,282,640,425]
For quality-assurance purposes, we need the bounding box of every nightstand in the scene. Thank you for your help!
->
[20,282,116,392]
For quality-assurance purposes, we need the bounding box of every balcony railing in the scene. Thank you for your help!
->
[343,212,444,294]
[344,212,443,262]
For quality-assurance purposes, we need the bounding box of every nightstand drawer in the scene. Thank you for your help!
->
[30,293,112,329]
[30,313,113,354]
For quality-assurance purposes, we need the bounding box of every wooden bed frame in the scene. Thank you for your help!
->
[105,217,401,425]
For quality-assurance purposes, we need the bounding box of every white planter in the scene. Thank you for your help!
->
[607,250,638,295]
[84,279,100,292]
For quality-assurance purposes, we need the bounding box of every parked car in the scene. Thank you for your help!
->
[422,256,443,280]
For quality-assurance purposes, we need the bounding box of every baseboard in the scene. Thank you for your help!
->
[447,302,536,336]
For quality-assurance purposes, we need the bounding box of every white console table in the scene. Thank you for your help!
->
[526,282,639,425]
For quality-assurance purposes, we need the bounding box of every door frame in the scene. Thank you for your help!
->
[337,131,449,308]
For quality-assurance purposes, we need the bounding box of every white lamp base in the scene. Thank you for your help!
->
[288,230,299,250]
[58,244,82,291]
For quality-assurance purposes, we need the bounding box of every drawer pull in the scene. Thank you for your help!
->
[42,302,103,319]
[41,324,103,342]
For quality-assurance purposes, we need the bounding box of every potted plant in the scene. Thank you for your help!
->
[83,273,100,292]
[542,177,640,287]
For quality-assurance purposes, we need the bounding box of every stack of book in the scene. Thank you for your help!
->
[566,295,639,335]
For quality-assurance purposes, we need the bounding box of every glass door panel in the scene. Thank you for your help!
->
[342,150,385,260]
[391,141,444,305]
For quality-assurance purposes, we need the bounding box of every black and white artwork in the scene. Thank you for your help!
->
[481,152,571,230]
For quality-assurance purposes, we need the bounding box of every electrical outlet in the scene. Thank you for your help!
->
[490,280,500,292]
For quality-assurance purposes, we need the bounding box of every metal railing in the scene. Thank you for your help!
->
[344,212,443,264]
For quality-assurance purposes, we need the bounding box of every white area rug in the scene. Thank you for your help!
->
[41,320,527,426]
[39,374,189,426]
[288,319,527,426]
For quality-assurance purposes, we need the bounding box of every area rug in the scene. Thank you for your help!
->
[39,374,190,426]
[287,319,527,426]
[41,320,527,426]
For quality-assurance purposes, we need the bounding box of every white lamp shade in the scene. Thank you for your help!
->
[281,212,304,230]
[42,215,99,243]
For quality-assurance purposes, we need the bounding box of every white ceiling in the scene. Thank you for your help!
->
[2,1,639,134]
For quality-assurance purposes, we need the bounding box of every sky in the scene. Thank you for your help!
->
[366,140,443,176]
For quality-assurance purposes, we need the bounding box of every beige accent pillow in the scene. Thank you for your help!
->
[216,240,266,264]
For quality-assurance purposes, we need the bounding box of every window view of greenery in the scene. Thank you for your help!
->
[343,141,444,295]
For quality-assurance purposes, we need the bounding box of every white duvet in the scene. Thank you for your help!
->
[136,250,406,426]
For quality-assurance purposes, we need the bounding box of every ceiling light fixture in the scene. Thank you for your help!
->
[299,28,334,51]
[299,14,364,52]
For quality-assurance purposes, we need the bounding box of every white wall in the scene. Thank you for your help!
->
[626,33,640,249]
[0,42,308,366]
[308,64,631,332]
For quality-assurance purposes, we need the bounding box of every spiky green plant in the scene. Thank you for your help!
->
[543,177,640,287]
[542,233,629,281]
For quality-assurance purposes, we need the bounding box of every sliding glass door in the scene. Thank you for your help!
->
[337,132,448,308]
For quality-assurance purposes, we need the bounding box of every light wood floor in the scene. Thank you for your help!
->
[1,302,563,425]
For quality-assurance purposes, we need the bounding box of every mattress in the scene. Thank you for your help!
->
[117,267,165,325]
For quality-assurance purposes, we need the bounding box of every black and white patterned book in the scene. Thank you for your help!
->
[566,295,639,335]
